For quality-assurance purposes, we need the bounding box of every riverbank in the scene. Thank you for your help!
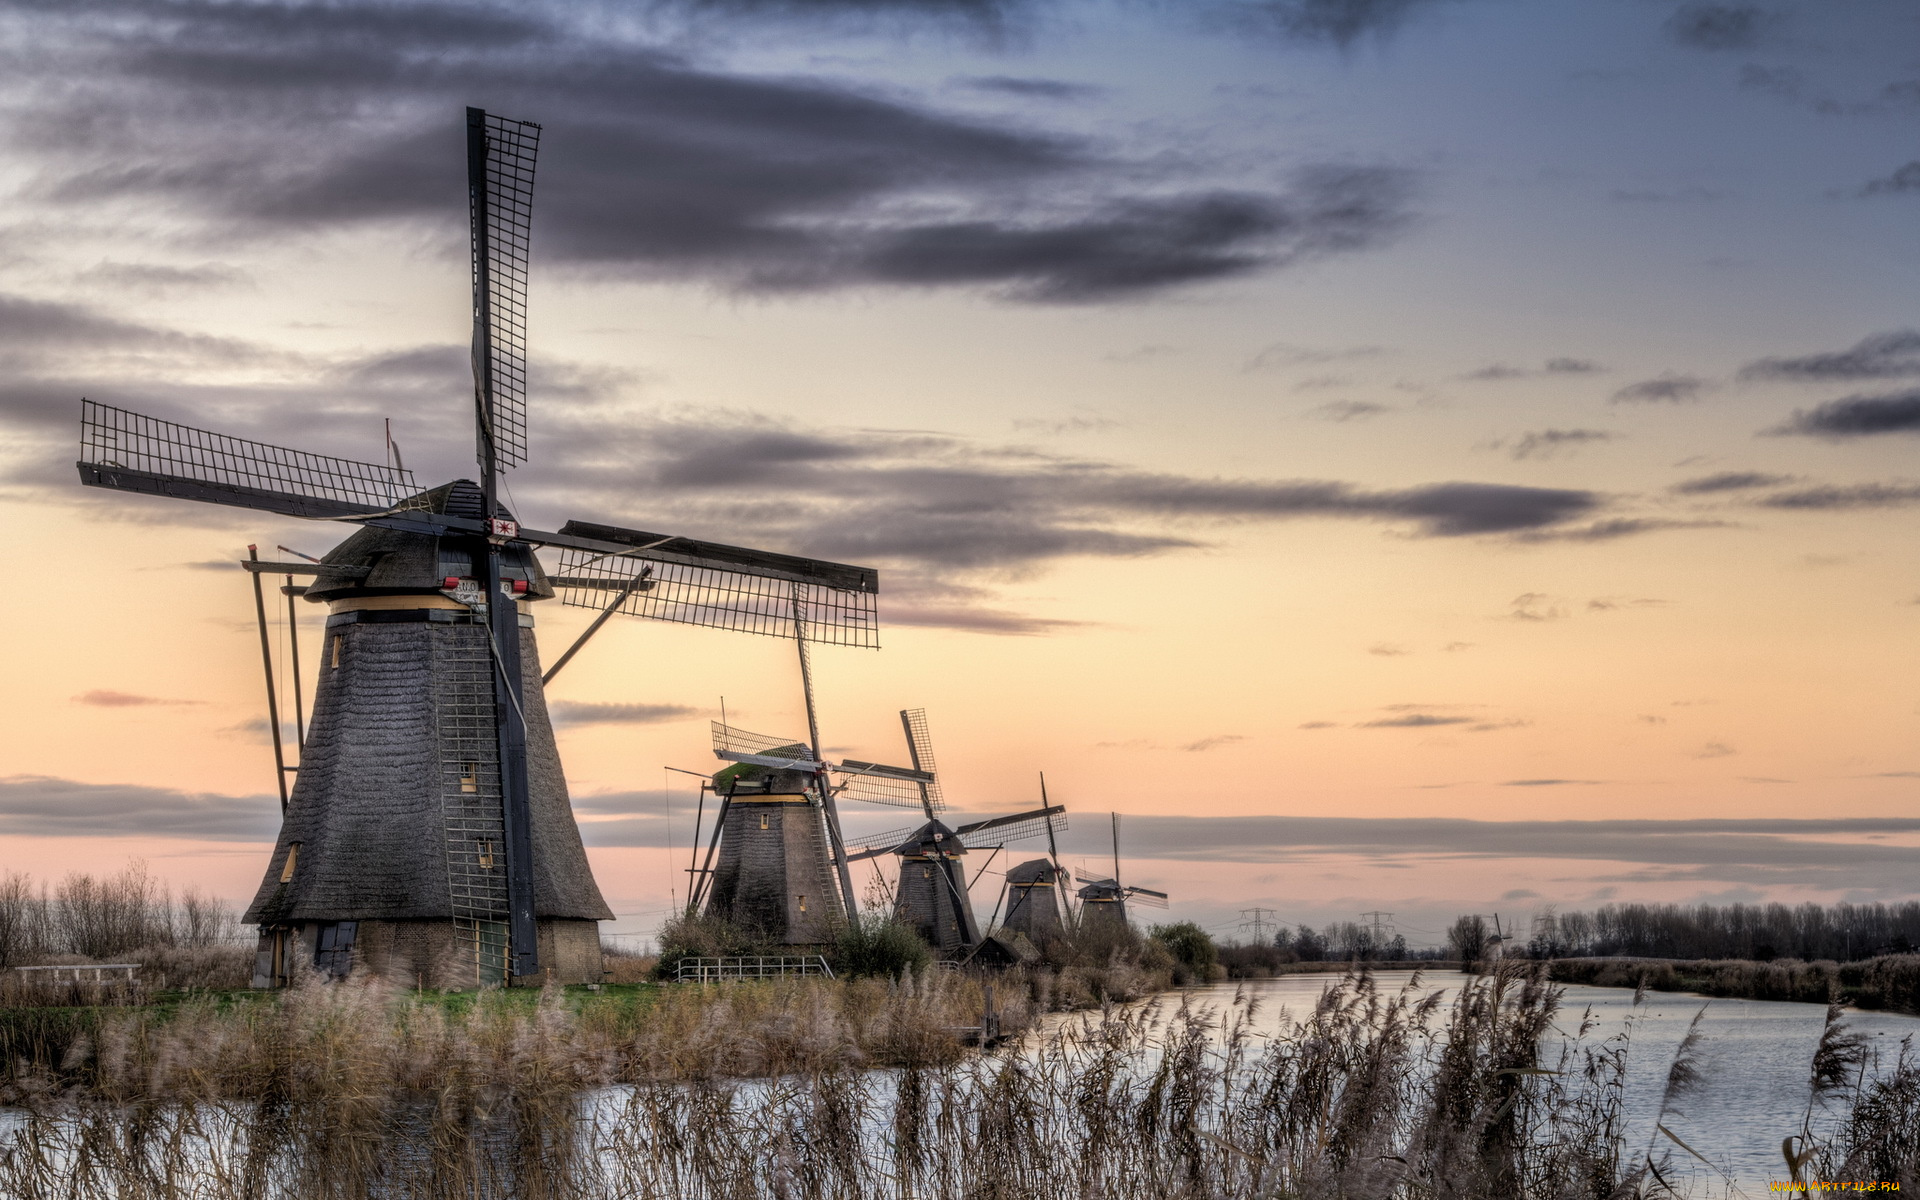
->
[1546,953,1920,1015]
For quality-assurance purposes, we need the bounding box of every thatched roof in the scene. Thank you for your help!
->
[305,479,553,604]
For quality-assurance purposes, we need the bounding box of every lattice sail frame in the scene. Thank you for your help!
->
[831,769,934,811]
[554,549,880,648]
[961,809,1066,848]
[847,809,1065,857]
[711,721,813,761]
[469,109,539,471]
[901,708,945,809]
[79,400,419,514]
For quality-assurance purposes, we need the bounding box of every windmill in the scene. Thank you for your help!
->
[997,775,1074,946]
[1074,813,1168,933]
[687,711,947,943]
[74,109,881,989]
[839,712,1067,955]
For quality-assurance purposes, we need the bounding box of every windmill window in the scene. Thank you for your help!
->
[797,894,806,913]
[279,843,301,883]
[759,813,769,830]
[460,764,478,794]
[330,636,342,668]
[478,839,495,870]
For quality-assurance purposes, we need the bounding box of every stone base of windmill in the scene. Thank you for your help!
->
[252,918,604,990]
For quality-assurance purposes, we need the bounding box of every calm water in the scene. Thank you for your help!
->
[1168,970,1918,1196]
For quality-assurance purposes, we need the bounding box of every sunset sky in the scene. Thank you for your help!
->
[3,0,1918,947]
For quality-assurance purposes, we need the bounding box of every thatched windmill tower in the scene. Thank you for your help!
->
[1074,814,1168,934]
[698,744,849,943]
[1000,858,1069,944]
[75,109,880,988]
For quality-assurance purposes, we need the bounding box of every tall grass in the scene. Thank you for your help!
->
[1,961,1910,1197]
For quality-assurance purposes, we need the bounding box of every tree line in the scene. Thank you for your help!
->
[1449,901,1920,964]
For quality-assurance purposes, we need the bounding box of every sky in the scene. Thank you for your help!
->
[2,0,1918,948]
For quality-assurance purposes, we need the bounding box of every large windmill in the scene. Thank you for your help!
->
[74,109,881,988]
[1074,813,1169,933]
[840,712,1067,955]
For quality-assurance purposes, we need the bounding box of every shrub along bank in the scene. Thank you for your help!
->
[1548,953,1920,1015]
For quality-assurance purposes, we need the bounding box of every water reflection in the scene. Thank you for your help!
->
[1166,970,1916,1193]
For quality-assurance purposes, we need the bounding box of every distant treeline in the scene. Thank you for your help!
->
[0,864,240,967]
[1219,922,1452,976]
[1514,901,1920,964]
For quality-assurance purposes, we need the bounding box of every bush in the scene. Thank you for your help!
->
[830,917,931,979]
[1149,921,1219,984]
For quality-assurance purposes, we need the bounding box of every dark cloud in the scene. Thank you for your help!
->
[1305,401,1390,422]
[1612,373,1707,404]
[1466,359,1599,382]
[956,75,1102,100]
[1359,713,1472,728]
[1218,0,1453,46]
[1180,735,1246,752]
[7,5,1413,304]
[1757,482,1920,511]
[1740,331,1920,383]
[548,701,702,726]
[1512,518,1729,543]
[1663,4,1765,51]
[1769,389,1920,438]
[73,262,250,294]
[1670,471,1793,494]
[0,775,278,841]
[1860,163,1920,198]
[1501,779,1602,787]
[1738,65,1920,117]
[72,690,203,708]
[1544,358,1602,374]
[1465,364,1525,381]
[1506,429,1615,461]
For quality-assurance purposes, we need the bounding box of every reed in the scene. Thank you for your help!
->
[1,961,1910,1197]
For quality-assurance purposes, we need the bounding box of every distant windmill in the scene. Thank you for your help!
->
[997,775,1074,945]
[1075,813,1168,932]
[841,713,1067,955]
[74,109,880,988]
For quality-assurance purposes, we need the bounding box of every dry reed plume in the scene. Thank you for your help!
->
[1,961,1911,1198]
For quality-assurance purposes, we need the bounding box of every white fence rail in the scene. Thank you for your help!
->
[674,955,834,983]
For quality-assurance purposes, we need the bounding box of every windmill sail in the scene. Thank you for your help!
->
[467,108,538,472]
[77,401,419,520]
[956,805,1066,848]
[550,523,879,649]
[843,804,1063,863]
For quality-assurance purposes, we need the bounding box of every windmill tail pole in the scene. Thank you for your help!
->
[1112,812,1122,887]
[792,584,860,924]
[285,573,305,746]
[248,545,289,815]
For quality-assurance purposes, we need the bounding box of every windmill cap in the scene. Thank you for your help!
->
[900,819,964,856]
[1004,858,1057,884]
[303,480,554,603]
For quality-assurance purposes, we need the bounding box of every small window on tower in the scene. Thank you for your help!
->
[797,894,806,913]
[279,843,301,883]
[330,636,342,668]
[478,839,495,870]
[460,764,478,794]
[759,812,770,830]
